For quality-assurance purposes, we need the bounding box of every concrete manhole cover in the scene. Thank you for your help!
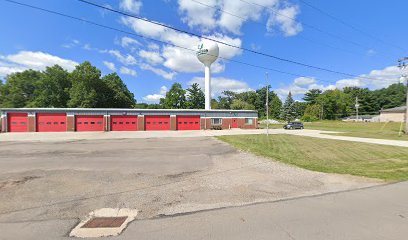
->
[70,208,138,238]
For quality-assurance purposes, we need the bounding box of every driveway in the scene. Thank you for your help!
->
[1,129,407,147]
[0,137,378,239]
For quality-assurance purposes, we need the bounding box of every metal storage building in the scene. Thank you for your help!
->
[0,108,258,133]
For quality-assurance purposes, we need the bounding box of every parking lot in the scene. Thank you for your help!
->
[0,136,379,239]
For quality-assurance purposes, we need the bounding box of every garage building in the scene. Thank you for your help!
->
[0,108,258,132]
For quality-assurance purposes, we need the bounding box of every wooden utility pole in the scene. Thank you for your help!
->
[398,58,408,134]
[265,72,269,136]
[355,96,359,122]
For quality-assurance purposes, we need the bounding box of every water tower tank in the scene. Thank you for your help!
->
[196,40,219,110]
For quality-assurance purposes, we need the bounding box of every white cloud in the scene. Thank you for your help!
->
[266,5,303,36]
[147,43,160,50]
[294,77,316,87]
[103,61,116,71]
[139,50,164,65]
[275,65,402,99]
[120,16,241,73]
[120,36,141,48]
[177,0,301,36]
[62,39,80,49]
[178,0,217,32]
[139,63,176,80]
[120,66,137,76]
[189,76,251,97]
[143,85,168,102]
[0,51,78,76]
[366,49,376,57]
[108,50,137,65]
[119,0,142,14]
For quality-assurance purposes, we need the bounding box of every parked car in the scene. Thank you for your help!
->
[283,122,304,130]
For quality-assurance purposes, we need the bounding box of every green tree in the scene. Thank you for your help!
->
[160,83,186,109]
[231,99,255,110]
[317,89,353,119]
[68,62,101,108]
[29,65,71,107]
[269,94,282,119]
[100,73,136,108]
[280,92,296,121]
[302,104,321,121]
[303,89,322,104]
[217,90,236,109]
[0,69,42,107]
[186,83,205,109]
[293,101,307,119]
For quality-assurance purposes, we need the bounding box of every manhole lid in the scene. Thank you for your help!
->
[81,217,128,228]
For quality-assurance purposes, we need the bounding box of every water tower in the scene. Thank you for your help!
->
[196,40,219,110]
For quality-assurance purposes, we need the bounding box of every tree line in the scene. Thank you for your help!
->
[0,61,136,108]
[1,61,406,121]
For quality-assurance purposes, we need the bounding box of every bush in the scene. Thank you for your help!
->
[211,126,222,130]
[301,115,319,122]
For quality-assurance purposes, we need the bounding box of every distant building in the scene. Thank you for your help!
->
[342,115,379,122]
[379,106,406,122]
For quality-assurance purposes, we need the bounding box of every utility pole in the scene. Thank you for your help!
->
[265,72,269,136]
[398,57,408,134]
[355,96,360,122]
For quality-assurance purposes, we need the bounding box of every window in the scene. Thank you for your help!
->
[245,118,253,125]
[97,122,102,124]
[60,122,65,125]
[131,122,136,124]
[46,122,52,125]
[113,122,117,124]
[54,122,58,125]
[91,122,95,125]
[178,122,182,124]
[211,118,222,125]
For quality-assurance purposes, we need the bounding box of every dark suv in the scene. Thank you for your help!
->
[283,122,304,130]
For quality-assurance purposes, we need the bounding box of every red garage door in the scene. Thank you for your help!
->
[76,115,104,132]
[177,115,200,130]
[36,113,66,132]
[111,115,138,131]
[8,113,28,132]
[145,115,170,131]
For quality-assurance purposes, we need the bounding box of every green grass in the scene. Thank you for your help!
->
[260,121,408,141]
[217,134,408,181]
[305,121,408,141]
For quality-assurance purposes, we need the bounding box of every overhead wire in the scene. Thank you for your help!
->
[298,0,407,52]
[76,0,388,82]
[190,0,363,57]
[1,0,341,86]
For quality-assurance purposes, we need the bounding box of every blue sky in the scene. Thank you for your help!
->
[0,0,407,102]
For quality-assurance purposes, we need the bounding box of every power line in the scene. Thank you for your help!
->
[0,0,339,86]
[76,0,386,81]
[191,0,363,57]
[299,0,407,52]
[238,0,372,50]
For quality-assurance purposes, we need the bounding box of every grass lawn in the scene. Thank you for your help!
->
[259,121,408,141]
[217,134,408,181]
[305,121,408,141]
